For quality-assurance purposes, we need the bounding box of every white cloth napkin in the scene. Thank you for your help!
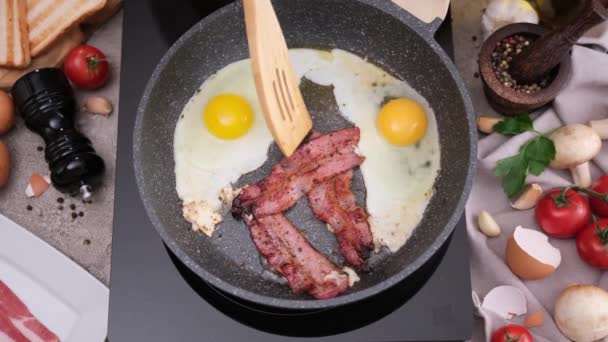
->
[467,24,608,342]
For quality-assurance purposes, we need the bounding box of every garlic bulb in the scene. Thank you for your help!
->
[482,0,539,38]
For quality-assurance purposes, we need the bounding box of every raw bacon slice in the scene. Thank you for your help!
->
[308,171,373,268]
[245,214,349,299]
[0,280,60,342]
[232,128,364,219]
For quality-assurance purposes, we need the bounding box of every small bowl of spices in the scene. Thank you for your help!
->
[478,23,571,115]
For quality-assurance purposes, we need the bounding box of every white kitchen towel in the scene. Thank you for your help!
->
[467,25,608,342]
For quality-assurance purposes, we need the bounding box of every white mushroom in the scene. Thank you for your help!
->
[590,118,608,140]
[549,124,602,187]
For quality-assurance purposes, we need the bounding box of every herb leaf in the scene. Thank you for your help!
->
[528,160,547,176]
[495,154,522,177]
[494,115,557,198]
[495,154,528,197]
[494,114,534,135]
[524,136,556,164]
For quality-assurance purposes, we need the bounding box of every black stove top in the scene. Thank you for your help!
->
[108,1,473,341]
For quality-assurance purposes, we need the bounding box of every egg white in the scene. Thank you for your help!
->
[303,49,441,252]
[174,59,273,235]
[173,52,325,236]
[174,49,441,251]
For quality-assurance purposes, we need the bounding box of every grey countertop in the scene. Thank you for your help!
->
[0,3,488,291]
[452,0,497,117]
[0,13,123,287]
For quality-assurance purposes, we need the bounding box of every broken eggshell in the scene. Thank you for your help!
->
[25,174,50,197]
[482,285,527,320]
[506,226,561,280]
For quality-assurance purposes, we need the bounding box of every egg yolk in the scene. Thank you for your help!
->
[204,94,254,139]
[377,98,427,146]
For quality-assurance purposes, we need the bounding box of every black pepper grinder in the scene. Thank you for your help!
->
[11,68,105,201]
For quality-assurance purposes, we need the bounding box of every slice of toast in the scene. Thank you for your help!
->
[0,0,31,67]
[27,0,107,57]
[0,27,85,89]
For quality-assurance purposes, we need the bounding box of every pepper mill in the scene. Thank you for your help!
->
[11,68,105,200]
[509,0,608,83]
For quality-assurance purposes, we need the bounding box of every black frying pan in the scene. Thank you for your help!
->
[133,0,476,310]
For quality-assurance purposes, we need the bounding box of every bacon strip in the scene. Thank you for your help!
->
[0,280,60,342]
[245,214,349,299]
[232,128,364,219]
[308,171,373,268]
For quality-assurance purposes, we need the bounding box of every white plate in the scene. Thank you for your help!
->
[0,214,108,342]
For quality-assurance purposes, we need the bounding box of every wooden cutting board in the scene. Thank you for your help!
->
[0,0,123,89]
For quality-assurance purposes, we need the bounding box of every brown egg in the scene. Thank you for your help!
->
[506,226,561,280]
[0,140,10,188]
[0,91,15,135]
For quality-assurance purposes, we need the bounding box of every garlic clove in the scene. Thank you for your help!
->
[83,96,113,116]
[481,0,539,38]
[511,183,543,210]
[477,116,502,134]
[477,210,501,237]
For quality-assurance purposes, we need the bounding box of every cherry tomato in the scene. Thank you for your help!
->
[64,45,109,89]
[491,324,533,342]
[535,189,591,238]
[590,175,608,217]
[576,218,608,269]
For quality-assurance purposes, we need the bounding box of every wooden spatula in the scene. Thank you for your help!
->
[243,0,312,157]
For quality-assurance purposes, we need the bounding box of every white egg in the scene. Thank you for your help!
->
[303,49,441,252]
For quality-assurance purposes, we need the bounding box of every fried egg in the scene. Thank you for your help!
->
[174,59,273,236]
[303,49,441,252]
[173,52,327,236]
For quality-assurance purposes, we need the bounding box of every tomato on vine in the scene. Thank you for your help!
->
[535,188,590,238]
[577,217,608,269]
[590,175,608,217]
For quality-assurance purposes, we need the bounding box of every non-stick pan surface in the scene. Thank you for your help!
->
[134,0,476,309]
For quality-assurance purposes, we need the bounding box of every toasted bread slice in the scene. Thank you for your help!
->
[0,0,31,67]
[27,0,106,57]
[0,27,85,89]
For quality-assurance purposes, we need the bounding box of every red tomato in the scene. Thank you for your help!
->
[590,175,608,217]
[576,218,608,269]
[63,45,109,89]
[535,189,591,238]
[491,324,533,342]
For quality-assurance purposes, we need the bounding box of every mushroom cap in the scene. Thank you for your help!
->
[549,124,602,169]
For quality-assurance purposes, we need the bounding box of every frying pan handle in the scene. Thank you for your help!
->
[391,0,450,34]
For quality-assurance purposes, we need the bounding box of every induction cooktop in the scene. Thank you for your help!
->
[108,1,473,341]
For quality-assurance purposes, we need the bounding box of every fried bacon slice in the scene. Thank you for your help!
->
[308,170,373,268]
[232,128,364,219]
[245,214,349,299]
